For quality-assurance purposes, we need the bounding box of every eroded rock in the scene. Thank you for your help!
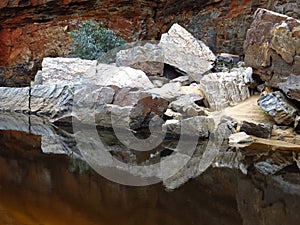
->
[199,67,252,111]
[0,86,29,112]
[34,57,97,85]
[257,91,298,125]
[244,8,300,102]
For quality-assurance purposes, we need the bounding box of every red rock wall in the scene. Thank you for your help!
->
[0,0,299,86]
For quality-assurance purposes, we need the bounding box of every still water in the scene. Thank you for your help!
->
[1,116,300,225]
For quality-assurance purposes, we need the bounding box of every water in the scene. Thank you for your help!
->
[1,114,300,224]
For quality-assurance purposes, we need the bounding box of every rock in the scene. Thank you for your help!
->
[257,91,298,125]
[213,53,240,72]
[0,86,29,112]
[35,57,97,85]
[244,8,300,102]
[257,84,266,93]
[0,83,168,130]
[180,84,204,96]
[229,132,253,144]
[162,119,181,135]
[170,76,191,86]
[240,121,272,139]
[95,63,154,90]
[164,109,182,120]
[30,84,74,119]
[4,61,40,87]
[163,116,214,137]
[199,67,251,111]
[277,74,300,102]
[294,116,300,134]
[184,105,209,117]
[74,85,168,129]
[148,76,170,88]
[35,57,154,90]
[254,153,293,175]
[159,23,216,81]
[169,94,203,113]
[148,82,181,101]
[116,43,164,76]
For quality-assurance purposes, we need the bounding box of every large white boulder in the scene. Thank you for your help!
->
[34,57,97,85]
[159,23,216,80]
[35,57,154,90]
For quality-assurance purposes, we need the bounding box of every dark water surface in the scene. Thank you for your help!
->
[1,128,300,225]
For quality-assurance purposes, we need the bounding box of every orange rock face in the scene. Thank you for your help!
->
[0,0,299,86]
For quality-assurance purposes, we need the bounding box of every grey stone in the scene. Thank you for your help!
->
[168,94,205,117]
[199,67,251,111]
[213,53,240,72]
[148,82,182,101]
[30,84,73,119]
[0,87,29,112]
[149,76,170,88]
[163,116,215,137]
[254,153,293,175]
[257,91,298,125]
[164,109,182,120]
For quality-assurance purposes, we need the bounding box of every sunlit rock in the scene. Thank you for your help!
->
[35,57,154,90]
[159,23,216,81]
[229,132,253,144]
[96,63,154,90]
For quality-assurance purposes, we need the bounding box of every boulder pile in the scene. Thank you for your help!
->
[0,14,299,145]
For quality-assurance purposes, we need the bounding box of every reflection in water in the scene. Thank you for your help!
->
[0,113,300,224]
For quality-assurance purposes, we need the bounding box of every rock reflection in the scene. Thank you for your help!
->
[1,113,300,224]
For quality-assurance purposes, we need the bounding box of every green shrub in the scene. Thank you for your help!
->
[70,20,126,60]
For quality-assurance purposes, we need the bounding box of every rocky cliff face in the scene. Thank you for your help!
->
[0,0,299,86]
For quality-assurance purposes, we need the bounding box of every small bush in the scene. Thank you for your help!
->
[70,20,126,60]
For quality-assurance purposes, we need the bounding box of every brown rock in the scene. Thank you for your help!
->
[244,8,300,102]
[240,121,272,139]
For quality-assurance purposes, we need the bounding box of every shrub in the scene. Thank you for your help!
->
[70,20,126,60]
